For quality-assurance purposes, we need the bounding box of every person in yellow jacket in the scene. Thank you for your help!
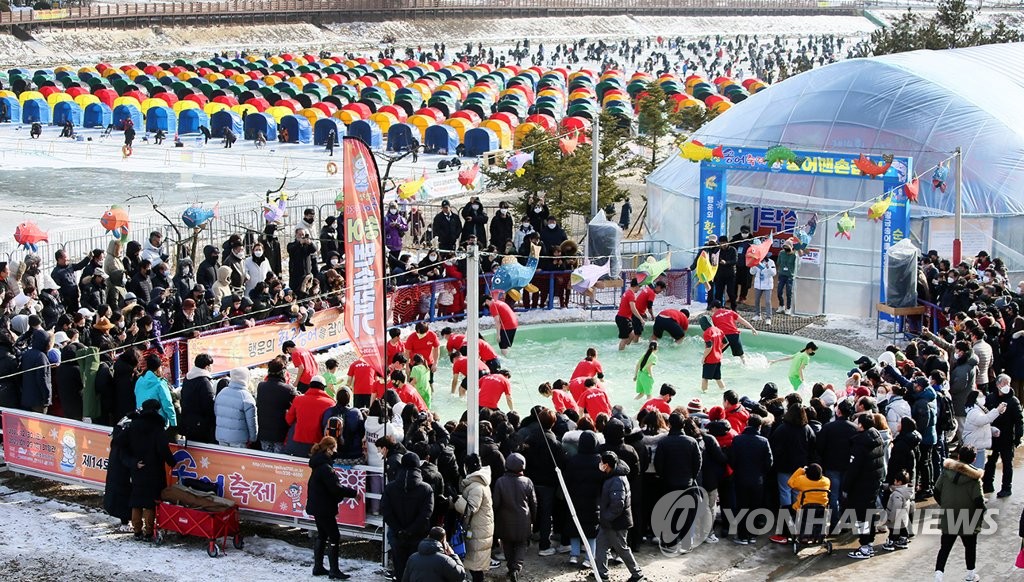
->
[788,463,831,510]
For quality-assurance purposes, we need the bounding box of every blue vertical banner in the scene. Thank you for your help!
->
[880,176,911,306]
[697,164,726,302]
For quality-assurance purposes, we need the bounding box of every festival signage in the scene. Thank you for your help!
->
[0,410,368,527]
[702,146,911,183]
[186,307,348,375]
[341,137,387,376]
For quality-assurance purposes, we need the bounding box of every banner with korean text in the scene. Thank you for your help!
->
[342,137,387,376]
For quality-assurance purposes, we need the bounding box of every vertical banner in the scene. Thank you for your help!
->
[697,164,726,302]
[880,176,911,307]
[342,136,387,376]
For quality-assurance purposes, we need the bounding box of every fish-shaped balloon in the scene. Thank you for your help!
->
[507,151,534,176]
[932,164,949,193]
[765,145,805,168]
[570,262,610,294]
[14,221,48,252]
[182,203,219,229]
[745,235,774,268]
[868,195,892,221]
[903,178,920,203]
[793,213,817,251]
[559,135,578,156]
[399,173,427,200]
[835,212,855,240]
[491,244,541,302]
[694,250,718,284]
[100,205,130,241]
[678,139,714,162]
[459,163,480,190]
[635,253,671,286]
[854,153,894,179]
[263,194,288,223]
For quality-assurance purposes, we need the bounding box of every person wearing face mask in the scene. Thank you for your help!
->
[221,240,249,292]
[525,197,549,232]
[770,341,818,392]
[258,223,283,275]
[512,216,535,251]
[418,250,443,281]
[983,374,1023,497]
[127,260,154,305]
[149,262,172,291]
[318,215,340,260]
[776,241,797,316]
[384,202,409,264]
[408,206,426,246]
[460,196,488,247]
[431,200,463,251]
[730,225,754,303]
[287,228,318,292]
[244,243,273,296]
[490,201,514,254]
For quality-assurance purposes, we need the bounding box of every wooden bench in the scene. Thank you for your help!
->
[876,302,927,341]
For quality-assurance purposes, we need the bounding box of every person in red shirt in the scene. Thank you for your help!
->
[284,375,335,456]
[652,308,690,344]
[483,295,518,355]
[478,369,514,410]
[439,327,465,357]
[641,383,676,415]
[386,328,405,368]
[710,301,758,364]
[571,347,604,380]
[615,278,643,351]
[282,340,318,393]
[389,370,427,412]
[346,358,380,408]
[634,280,667,320]
[449,350,487,396]
[539,381,577,414]
[458,334,500,373]
[578,384,611,418]
[404,321,440,380]
[567,376,595,402]
[722,390,750,434]
[699,315,727,393]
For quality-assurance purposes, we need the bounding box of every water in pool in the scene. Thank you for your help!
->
[426,322,862,422]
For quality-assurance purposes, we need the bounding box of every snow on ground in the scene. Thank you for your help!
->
[0,483,383,582]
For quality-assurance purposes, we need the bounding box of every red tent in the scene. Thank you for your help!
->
[275,98,301,113]
[451,110,481,125]
[414,107,445,123]
[490,112,520,129]
[312,102,338,117]
[378,105,407,122]
[122,89,146,103]
[241,97,267,110]
[152,91,178,106]
[66,87,88,98]
[38,86,62,98]
[342,102,372,119]
[93,88,117,107]
[524,113,556,132]
[184,93,208,107]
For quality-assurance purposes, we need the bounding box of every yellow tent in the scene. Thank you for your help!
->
[176,71,196,82]
[514,122,541,148]
[265,106,292,123]
[377,81,398,102]
[299,107,325,127]
[112,96,141,110]
[444,117,474,142]
[204,102,229,116]
[407,114,437,139]
[264,75,280,86]
[232,104,258,117]
[46,92,73,107]
[370,111,398,135]
[18,90,44,104]
[481,119,512,150]
[173,100,200,115]
[140,97,170,113]
[409,82,432,101]
[74,94,100,108]
[336,109,361,125]
[287,76,306,88]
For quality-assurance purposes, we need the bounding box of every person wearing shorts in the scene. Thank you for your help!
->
[616,279,643,350]
[498,327,516,351]
[652,308,690,343]
[484,295,519,355]
[699,315,726,392]
[709,301,757,363]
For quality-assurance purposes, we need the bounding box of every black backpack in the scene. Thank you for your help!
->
[935,389,957,433]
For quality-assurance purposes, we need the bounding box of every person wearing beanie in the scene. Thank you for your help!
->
[214,367,258,448]
[596,451,646,582]
[382,451,434,582]
[760,382,779,401]
[493,453,536,582]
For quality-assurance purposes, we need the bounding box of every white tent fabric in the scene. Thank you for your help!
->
[647,43,1024,226]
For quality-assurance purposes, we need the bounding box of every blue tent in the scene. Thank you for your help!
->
[52,101,83,126]
[244,112,277,141]
[424,124,459,155]
[178,109,209,134]
[22,98,50,124]
[83,103,111,128]
[348,120,382,149]
[146,105,177,134]
[280,115,312,144]
[313,117,345,146]
[211,110,242,138]
[1,96,23,123]
[386,123,416,152]
[464,127,498,157]
[112,104,142,130]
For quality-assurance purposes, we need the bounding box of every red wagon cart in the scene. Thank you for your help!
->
[153,500,243,557]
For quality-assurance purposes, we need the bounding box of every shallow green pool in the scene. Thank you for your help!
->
[427,322,863,421]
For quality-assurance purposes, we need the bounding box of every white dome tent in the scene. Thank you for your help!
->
[646,43,1024,318]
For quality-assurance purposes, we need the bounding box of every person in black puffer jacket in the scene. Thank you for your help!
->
[306,436,358,579]
[104,411,135,527]
[769,405,817,509]
[565,431,602,562]
[844,414,886,559]
[402,526,466,582]
[654,413,702,490]
[382,452,435,582]
[596,452,645,581]
[729,415,773,543]
[111,348,140,424]
[196,245,220,290]
[56,344,85,420]
[255,357,297,454]
[887,416,922,487]
[517,407,566,553]
[178,354,217,443]
[122,400,176,540]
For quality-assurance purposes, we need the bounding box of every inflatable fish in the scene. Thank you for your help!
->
[491,243,540,302]
[745,235,774,268]
[711,145,724,158]
[932,164,949,193]
[263,194,288,223]
[678,139,714,162]
[559,134,578,156]
[507,151,534,176]
[694,250,718,284]
[182,203,218,229]
[459,163,480,190]
[99,205,130,241]
[903,178,920,203]
[854,153,894,179]
[14,221,48,252]
[399,173,427,200]
[571,262,610,294]
[635,253,671,286]
[868,195,892,221]
[835,212,855,240]
[793,213,817,251]
[765,145,805,168]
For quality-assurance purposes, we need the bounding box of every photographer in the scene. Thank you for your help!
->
[401,526,465,582]
[286,228,318,292]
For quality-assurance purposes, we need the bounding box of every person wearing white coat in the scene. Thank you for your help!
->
[214,367,258,448]
[962,390,1008,470]
[364,399,404,467]
[243,243,274,297]
[750,255,777,325]
[454,455,494,581]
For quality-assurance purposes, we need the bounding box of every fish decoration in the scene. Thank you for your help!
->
[868,195,892,221]
[559,134,578,156]
[793,213,817,251]
[745,235,774,268]
[570,262,610,295]
[459,163,480,190]
[694,250,718,285]
[99,205,130,241]
[711,145,724,158]
[678,139,714,162]
[704,175,718,191]
[765,145,806,168]
[506,151,534,176]
[903,178,920,203]
[835,212,855,240]
[490,244,541,302]
[854,153,894,179]
[399,173,428,200]
[14,221,48,252]
[181,203,219,229]
[635,252,671,286]
[262,194,288,223]
[932,163,949,193]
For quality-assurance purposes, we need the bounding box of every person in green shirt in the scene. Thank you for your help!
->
[410,353,432,409]
[633,340,658,399]
[770,341,818,391]
[322,358,341,398]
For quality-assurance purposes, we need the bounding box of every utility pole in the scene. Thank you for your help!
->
[953,146,963,265]
[465,243,480,457]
